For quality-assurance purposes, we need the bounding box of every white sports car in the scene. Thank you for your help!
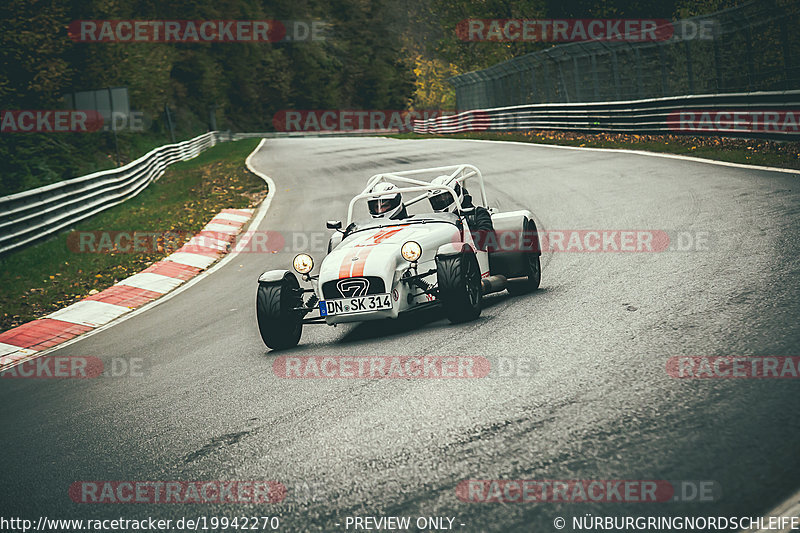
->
[256,165,541,349]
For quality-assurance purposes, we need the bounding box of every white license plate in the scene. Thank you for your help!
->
[319,293,392,316]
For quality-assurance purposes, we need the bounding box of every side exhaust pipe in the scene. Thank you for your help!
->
[481,275,508,295]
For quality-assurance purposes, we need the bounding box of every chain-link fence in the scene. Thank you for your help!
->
[451,1,800,110]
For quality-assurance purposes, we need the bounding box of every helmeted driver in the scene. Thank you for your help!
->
[368,182,408,220]
[429,175,494,249]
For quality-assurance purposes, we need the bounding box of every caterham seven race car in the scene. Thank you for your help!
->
[256,165,541,349]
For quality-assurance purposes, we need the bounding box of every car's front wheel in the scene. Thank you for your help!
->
[256,272,303,350]
[436,245,482,323]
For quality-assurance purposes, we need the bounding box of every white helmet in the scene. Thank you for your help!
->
[368,182,404,219]
[429,175,463,212]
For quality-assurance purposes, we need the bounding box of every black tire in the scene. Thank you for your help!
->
[506,218,541,295]
[256,273,303,350]
[436,245,482,323]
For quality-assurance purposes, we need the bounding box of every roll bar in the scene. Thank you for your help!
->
[347,165,487,225]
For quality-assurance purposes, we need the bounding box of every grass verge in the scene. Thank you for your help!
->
[392,131,800,170]
[0,138,265,333]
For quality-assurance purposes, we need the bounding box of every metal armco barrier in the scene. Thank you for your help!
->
[0,131,224,256]
[412,91,800,141]
[0,129,406,256]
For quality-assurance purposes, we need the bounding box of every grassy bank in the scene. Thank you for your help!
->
[392,131,800,170]
[0,116,212,196]
[0,138,265,333]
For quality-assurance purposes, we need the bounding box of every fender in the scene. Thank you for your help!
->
[436,242,476,258]
[258,269,294,284]
[488,210,538,278]
[327,232,343,253]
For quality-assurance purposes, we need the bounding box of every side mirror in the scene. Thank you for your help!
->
[326,220,343,231]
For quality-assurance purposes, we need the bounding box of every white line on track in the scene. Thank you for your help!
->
[391,136,800,175]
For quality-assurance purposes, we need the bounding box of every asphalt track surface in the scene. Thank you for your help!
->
[1,137,799,532]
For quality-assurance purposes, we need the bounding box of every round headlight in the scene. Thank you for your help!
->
[293,253,314,274]
[401,241,422,262]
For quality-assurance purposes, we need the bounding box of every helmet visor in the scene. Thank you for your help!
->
[429,190,454,211]
[368,195,400,215]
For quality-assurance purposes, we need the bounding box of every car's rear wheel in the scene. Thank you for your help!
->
[256,272,303,349]
[436,245,482,323]
[506,218,541,295]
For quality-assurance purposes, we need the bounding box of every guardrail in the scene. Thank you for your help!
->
[412,91,800,141]
[0,129,408,256]
[0,131,225,256]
